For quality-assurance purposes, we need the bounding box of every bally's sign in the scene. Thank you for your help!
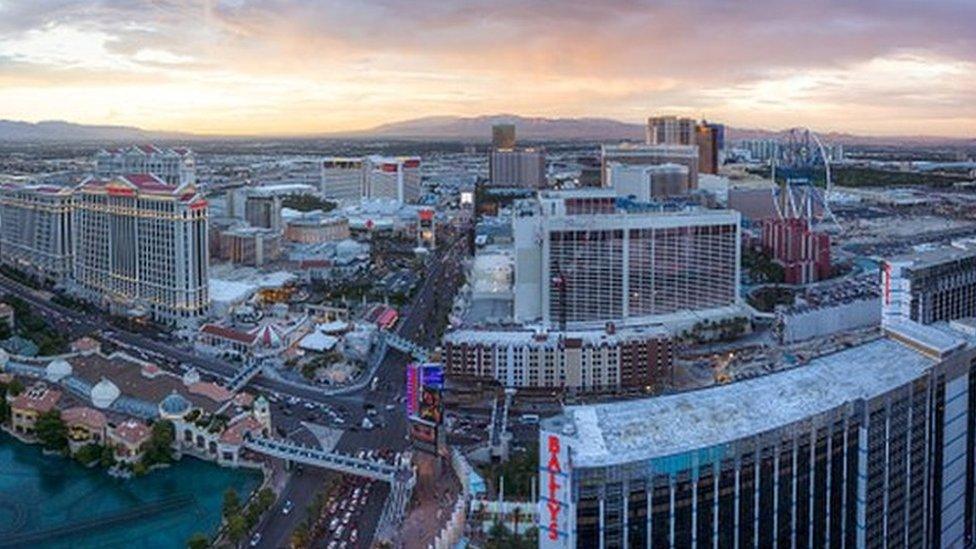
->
[539,431,573,548]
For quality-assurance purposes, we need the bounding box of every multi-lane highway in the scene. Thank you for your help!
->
[0,231,467,547]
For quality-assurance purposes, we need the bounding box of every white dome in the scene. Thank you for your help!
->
[91,378,121,409]
[182,368,201,386]
[45,359,73,382]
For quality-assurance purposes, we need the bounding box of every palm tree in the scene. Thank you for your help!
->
[511,506,523,537]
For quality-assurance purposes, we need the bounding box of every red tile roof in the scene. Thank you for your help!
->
[200,324,256,346]
[9,384,61,414]
[112,419,151,445]
[187,382,233,403]
[219,415,263,445]
[62,406,107,430]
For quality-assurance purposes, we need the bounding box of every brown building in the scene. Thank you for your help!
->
[696,123,720,175]
[442,326,673,393]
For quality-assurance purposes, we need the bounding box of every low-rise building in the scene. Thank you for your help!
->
[9,382,62,435]
[108,419,151,463]
[284,214,350,244]
[443,325,673,392]
[62,406,107,447]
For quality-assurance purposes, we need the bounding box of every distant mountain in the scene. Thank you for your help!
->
[360,115,973,147]
[0,120,190,142]
[360,114,646,141]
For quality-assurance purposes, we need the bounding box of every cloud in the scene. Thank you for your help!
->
[0,0,972,135]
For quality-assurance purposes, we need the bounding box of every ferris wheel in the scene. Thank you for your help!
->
[771,127,839,228]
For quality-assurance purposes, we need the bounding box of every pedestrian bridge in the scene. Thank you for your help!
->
[382,331,431,362]
[226,360,262,392]
[243,436,409,484]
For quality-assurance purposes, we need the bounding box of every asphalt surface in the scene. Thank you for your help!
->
[0,232,468,548]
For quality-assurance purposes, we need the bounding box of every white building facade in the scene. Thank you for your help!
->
[94,145,196,186]
[72,174,209,327]
[513,192,740,328]
[0,184,74,283]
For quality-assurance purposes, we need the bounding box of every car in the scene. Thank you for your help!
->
[303,402,316,410]
[330,517,340,530]
[342,511,352,524]
[249,532,262,547]
[350,529,358,543]
[282,500,294,515]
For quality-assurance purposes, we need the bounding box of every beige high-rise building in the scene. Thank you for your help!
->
[488,148,546,188]
[0,184,74,283]
[646,116,696,146]
[73,174,209,327]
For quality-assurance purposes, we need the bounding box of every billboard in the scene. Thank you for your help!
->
[420,363,444,389]
[405,363,420,416]
[538,430,573,548]
[418,386,443,424]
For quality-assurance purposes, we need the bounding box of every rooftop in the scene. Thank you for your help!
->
[545,337,936,468]
[69,353,223,414]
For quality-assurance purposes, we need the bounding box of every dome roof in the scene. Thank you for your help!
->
[182,368,201,386]
[45,358,73,382]
[90,377,121,409]
[159,391,191,418]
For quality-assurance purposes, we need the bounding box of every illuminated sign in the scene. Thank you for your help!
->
[420,363,444,389]
[405,363,420,416]
[539,431,572,548]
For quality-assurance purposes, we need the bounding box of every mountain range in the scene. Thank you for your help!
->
[0,116,970,147]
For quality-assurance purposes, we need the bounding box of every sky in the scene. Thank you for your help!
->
[0,0,974,137]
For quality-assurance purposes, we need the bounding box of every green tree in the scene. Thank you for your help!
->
[99,444,116,468]
[256,487,276,511]
[7,378,24,396]
[142,420,175,466]
[290,521,310,549]
[186,532,209,549]
[226,514,248,546]
[74,443,104,465]
[35,409,67,452]
[222,488,241,519]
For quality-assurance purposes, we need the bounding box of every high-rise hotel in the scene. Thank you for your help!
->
[541,321,976,548]
[513,189,740,329]
[0,184,74,284]
[72,174,209,327]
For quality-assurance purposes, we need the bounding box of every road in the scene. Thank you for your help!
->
[0,231,467,547]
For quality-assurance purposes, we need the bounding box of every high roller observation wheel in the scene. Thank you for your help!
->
[774,127,839,228]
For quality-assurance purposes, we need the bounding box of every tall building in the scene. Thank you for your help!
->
[761,217,831,284]
[492,123,517,149]
[320,157,365,202]
[601,144,699,191]
[540,326,976,548]
[216,226,281,267]
[320,156,420,204]
[882,244,976,326]
[513,190,740,328]
[646,116,696,146]
[93,145,195,186]
[488,148,546,188]
[364,156,421,203]
[244,194,282,231]
[607,162,689,200]
[0,184,74,283]
[696,122,721,175]
[72,174,209,327]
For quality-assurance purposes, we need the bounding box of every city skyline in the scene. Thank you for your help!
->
[1,1,974,137]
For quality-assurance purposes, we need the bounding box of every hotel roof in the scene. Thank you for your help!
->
[545,336,937,468]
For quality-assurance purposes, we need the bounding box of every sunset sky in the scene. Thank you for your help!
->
[1,0,973,137]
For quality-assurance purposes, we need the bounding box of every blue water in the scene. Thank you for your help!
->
[0,433,261,548]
